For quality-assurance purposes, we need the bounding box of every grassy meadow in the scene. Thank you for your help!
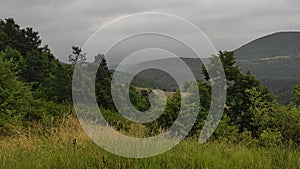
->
[1,116,299,169]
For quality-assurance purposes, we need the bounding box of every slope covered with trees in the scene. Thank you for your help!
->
[234,32,300,104]
[119,32,300,104]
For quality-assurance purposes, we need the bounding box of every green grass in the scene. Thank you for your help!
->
[0,117,299,169]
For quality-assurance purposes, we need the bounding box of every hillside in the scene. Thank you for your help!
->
[234,32,300,104]
[118,58,208,91]
[235,32,300,60]
[117,32,300,104]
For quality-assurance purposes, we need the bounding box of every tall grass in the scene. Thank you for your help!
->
[0,116,299,169]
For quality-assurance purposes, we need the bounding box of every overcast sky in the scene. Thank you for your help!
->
[1,0,300,62]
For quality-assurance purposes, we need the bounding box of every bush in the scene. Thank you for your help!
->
[0,56,33,135]
[259,129,282,148]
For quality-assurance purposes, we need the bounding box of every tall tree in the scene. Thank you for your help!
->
[203,51,275,132]
[0,18,41,55]
[93,54,113,109]
[68,46,86,64]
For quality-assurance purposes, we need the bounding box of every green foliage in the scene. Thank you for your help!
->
[291,85,300,106]
[0,18,41,55]
[0,54,71,135]
[199,51,299,147]
[94,55,114,109]
[0,19,74,135]
[129,86,151,111]
[0,47,25,70]
[245,87,278,138]
[189,81,210,135]
[101,108,132,131]
[158,91,181,129]
[276,105,300,145]
[21,47,72,103]
[0,18,73,103]
[204,52,275,134]
[259,129,282,148]
[0,56,33,134]
[68,46,86,64]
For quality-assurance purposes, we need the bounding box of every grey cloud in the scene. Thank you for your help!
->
[0,0,299,62]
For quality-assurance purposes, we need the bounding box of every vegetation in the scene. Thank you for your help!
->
[0,18,299,168]
[1,116,299,169]
[234,31,300,104]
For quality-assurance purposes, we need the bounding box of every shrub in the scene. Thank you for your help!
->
[259,129,282,148]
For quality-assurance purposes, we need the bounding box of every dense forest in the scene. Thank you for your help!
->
[0,18,299,168]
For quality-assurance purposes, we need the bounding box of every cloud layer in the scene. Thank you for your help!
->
[1,0,299,62]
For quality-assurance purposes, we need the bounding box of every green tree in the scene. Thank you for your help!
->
[291,85,300,106]
[157,91,181,129]
[245,87,279,138]
[68,46,86,64]
[0,54,33,135]
[0,18,71,103]
[0,18,41,55]
[0,47,25,71]
[276,105,300,145]
[94,54,113,109]
[203,51,275,133]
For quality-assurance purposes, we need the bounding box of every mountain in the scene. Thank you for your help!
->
[234,32,300,104]
[110,32,300,104]
[116,58,209,91]
[111,70,171,90]
[234,32,300,59]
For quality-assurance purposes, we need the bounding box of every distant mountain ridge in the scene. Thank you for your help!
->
[235,32,300,59]
[111,31,300,104]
